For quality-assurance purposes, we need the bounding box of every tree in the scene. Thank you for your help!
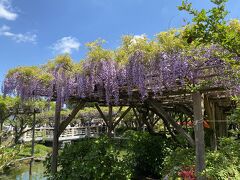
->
[5,100,49,144]
[0,96,18,144]
[178,0,240,59]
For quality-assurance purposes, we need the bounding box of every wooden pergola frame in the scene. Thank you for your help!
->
[21,64,234,178]
[49,84,234,178]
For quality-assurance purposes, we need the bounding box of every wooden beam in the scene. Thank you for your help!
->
[108,105,113,136]
[51,88,61,174]
[132,107,139,120]
[147,100,195,147]
[113,107,131,128]
[95,103,108,126]
[175,104,193,118]
[113,106,123,121]
[149,108,180,144]
[109,105,113,122]
[132,107,144,130]
[193,92,205,179]
[58,101,85,137]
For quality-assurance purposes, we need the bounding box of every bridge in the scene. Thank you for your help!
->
[21,126,106,142]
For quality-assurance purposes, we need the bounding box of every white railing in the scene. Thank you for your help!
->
[22,126,103,142]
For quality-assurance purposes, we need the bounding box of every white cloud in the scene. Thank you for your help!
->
[0,0,17,21]
[131,34,146,44]
[51,36,80,54]
[0,25,37,43]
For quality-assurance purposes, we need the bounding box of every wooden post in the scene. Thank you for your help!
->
[204,97,217,150]
[215,105,227,138]
[51,94,61,174]
[193,92,205,179]
[211,103,217,150]
[108,105,113,137]
[29,109,36,176]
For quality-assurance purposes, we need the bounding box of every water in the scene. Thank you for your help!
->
[0,162,47,180]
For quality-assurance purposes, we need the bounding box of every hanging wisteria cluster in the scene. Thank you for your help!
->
[2,45,239,105]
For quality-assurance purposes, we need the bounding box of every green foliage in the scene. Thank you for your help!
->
[47,137,131,180]
[0,145,22,173]
[7,66,54,86]
[115,35,159,65]
[228,107,240,124]
[179,0,240,58]
[163,147,195,178]
[86,39,114,62]
[163,138,240,179]
[0,96,17,122]
[204,138,240,179]
[18,144,51,158]
[124,131,173,179]
[45,132,174,179]
[45,55,74,71]
[156,29,188,52]
[6,66,41,79]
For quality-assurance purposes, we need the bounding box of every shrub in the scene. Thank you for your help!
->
[45,132,175,179]
[163,137,240,179]
[48,137,132,180]
[124,131,174,179]
[162,147,195,178]
[204,137,240,179]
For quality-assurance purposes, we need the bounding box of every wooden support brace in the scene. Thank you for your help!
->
[113,106,123,121]
[113,107,131,128]
[58,101,85,137]
[95,103,109,126]
[149,107,179,142]
[147,100,195,147]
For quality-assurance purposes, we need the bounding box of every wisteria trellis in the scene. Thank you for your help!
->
[3,45,240,104]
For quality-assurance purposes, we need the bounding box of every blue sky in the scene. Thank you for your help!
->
[0,0,240,86]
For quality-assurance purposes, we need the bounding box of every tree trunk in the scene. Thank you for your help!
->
[193,92,205,179]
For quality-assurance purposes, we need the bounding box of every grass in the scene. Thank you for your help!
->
[17,144,51,158]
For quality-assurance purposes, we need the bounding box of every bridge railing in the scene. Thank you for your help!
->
[22,126,103,142]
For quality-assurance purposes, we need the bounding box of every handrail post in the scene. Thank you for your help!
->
[29,109,36,177]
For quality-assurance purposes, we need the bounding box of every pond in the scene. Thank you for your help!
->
[0,162,47,180]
